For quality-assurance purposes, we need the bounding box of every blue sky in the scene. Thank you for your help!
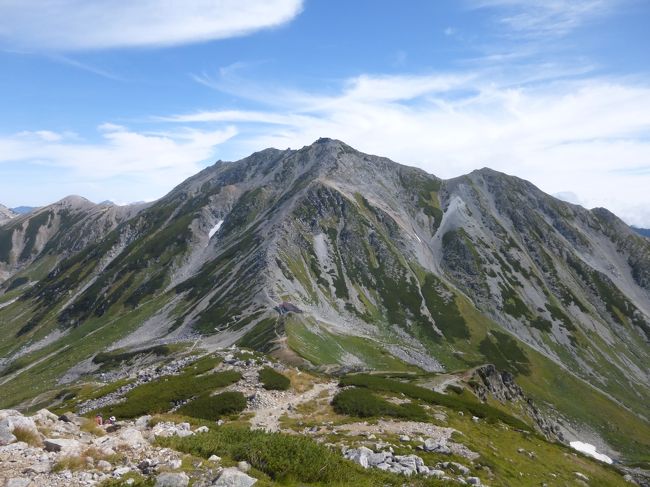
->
[1,0,650,224]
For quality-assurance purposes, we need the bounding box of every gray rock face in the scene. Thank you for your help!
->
[154,472,190,487]
[213,467,257,487]
[468,364,561,441]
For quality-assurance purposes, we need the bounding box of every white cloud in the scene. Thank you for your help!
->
[0,0,303,50]
[0,124,236,202]
[166,70,650,225]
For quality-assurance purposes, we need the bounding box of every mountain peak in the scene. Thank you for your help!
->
[54,195,95,208]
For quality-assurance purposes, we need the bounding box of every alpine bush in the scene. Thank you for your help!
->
[258,366,290,390]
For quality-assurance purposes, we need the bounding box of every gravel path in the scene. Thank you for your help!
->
[250,380,339,432]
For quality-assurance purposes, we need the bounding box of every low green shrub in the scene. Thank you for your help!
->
[332,388,427,421]
[157,425,437,486]
[340,374,531,431]
[181,355,222,375]
[177,391,246,420]
[445,384,464,395]
[95,369,241,418]
[258,367,290,390]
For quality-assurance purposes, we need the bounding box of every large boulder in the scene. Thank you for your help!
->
[0,425,16,446]
[343,446,374,469]
[420,438,451,454]
[135,415,152,429]
[92,435,118,455]
[33,408,59,425]
[0,410,21,421]
[395,454,423,474]
[0,414,39,436]
[119,427,146,447]
[43,438,81,455]
[367,451,392,467]
[154,472,190,487]
[213,467,257,487]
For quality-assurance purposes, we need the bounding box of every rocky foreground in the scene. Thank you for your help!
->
[0,405,494,487]
[0,408,255,487]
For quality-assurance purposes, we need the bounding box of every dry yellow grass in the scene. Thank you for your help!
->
[12,426,43,447]
[52,455,87,472]
[80,417,105,436]
[285,368,318,393]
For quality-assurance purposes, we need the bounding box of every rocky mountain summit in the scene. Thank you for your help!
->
[0,139,649,476]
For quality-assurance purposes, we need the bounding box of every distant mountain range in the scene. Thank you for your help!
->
[11,206,38,214]
[633,226,650,238]
[0,138,649,464]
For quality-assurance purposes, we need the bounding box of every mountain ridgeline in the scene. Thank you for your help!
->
[1,138,649,463]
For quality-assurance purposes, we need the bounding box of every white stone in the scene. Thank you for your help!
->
[113,466,131,476]
[214,467,257,487]
[154,472,190,487]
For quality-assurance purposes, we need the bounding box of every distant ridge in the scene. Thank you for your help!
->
[632,226,650,238]
[11,206,37,215]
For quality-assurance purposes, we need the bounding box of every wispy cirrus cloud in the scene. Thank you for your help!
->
[0,0,303,50]
[468,0,616,38]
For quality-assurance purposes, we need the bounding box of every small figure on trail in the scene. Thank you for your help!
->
[109,416,116,425]
[95,414,103,426]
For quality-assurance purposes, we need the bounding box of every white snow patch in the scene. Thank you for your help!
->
[208,220,223,239]
[570,441,613,464]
